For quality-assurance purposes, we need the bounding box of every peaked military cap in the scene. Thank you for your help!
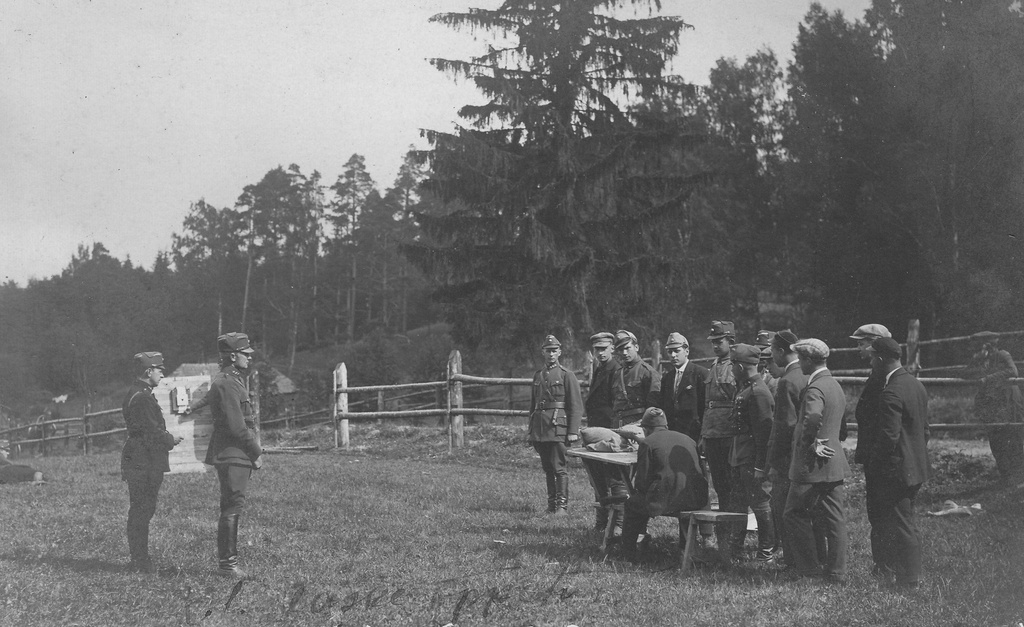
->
[731,343,761,365]
[849,324,891,340]
[542,335,562,349]
[218,332,255,354]
[640,407,668,428]
[871,337,902,360]
[772,330,799,351]
[665,332,689,349]
[754,330,776,347]
[614,329,638,349]
[134,351,165,370]
[590,332,615,347]
[792,338,830,360]
[707,320,736,340]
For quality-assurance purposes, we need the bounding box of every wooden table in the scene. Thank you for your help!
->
[567,449,637,551]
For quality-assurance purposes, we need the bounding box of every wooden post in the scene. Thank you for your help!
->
[907,319,921,375]
[82,414,91,456]
[447,350,464,450]
[506,369,515,412]
[651,339,663,375]
[377,391,385,412]
[333,363,350,450]
[40,419,48,457]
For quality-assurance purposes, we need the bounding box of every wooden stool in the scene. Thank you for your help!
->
[676,510,748,573]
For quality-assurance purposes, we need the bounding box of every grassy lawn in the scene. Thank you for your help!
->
[2,424,1023,627]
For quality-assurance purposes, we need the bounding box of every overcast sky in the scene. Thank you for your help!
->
[0,0,870,286]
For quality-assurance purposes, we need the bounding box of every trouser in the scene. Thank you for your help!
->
[866,471,923,584]
[727,463,773,554]
[584,459,628,527]
[620,496,652,551]
[126,470,164,561]
[769,472,790,557]
[703,437,732,547]
[533,441,568,510]
[784,480,847,578]
[986,424,1024,480]
[216,464,251,516]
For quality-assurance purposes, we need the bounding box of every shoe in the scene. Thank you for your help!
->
[128,558,157,574]
[755,548,776,562]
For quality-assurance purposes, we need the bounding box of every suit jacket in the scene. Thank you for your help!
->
[789,369,850,483]
[585,358,622,429]
[634,428,709,517]
[854,372,884,465]
[868,367,930,486]
[657,361,708,441]
[528,363,583,443]
[767,360,808,475]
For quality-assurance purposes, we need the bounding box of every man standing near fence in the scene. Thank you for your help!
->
[967,331,1024,483]
[584,331,626,531]
[864,337,930,589]
[203,333,264,578]
[528,335,583,516]
[613,330,660,427]
[853,324,892,465]
[121,351,184,574]
[702,321,738,546]
[657,332,707,442]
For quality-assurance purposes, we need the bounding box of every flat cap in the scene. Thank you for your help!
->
[218,332,255,354]
[772,330,799,351]
[614,329,638,349]
[754,330,776,347]
[871,337,902,360]
[640,407,668,428]
[849,324,891,340]
[731,343,761,365]
[542,335,562,349]
[792,338,830,360]
[590,332,615,347]
[665,332,689,349]
[707,320,736,340]
[134,351,164,370]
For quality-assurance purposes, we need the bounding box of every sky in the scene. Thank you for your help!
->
[0,0,871,286]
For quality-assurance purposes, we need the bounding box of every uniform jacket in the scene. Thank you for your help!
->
[729,374,775,469]
[968,348,1024,423]
[767,360,808,475]
[868,367,931,486]
[204,365,262,467]
[702,357,737,438]
[789,369,850,483]
[528,363,583,443]
[121,379,177,477]
[854,373,885,465]
[613,359,660,423]
[657,361,708,440]
[585,358,622,429]
[634,428,709,517]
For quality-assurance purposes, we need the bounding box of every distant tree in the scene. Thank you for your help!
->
[328,154,377,342]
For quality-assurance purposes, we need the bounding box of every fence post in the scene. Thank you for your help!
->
[907,319,921,375]
[40,420,48,456]
[448,350,464,450]
[506,369,515,412]
[377,391,385,412]
[651,339,662,375]
[334,363,350,450]
[83,414,91,456]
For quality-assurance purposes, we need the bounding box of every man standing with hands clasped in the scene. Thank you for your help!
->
[784,338,850,581]
[528,335,582,516]
[864,337,930,589]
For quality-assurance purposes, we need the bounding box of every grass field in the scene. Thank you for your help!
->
[2,424,1023,627]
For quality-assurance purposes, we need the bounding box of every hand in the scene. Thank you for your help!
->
[252,456,263,470]
[182,405,192,415]
[812,439,835,459]
[567,434,579,443]
[754,468,767,481]
[173,436,185,446]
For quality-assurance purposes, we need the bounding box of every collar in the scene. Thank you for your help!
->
[808,366,829,383]
[546,362,560,370]
[136,378,154,391]
[675,360,689,372]
[785,358,800,372]
[884,366,901,387]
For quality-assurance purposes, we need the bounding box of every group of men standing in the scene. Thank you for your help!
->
[527,322,931,587]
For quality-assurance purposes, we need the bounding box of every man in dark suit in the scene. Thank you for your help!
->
[657,332,707,442]
[784,338,850,581]
[852,324,893,466]
[865,337,930,588]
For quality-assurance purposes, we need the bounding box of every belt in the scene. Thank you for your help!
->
[536,401,565,410]
[706,401,734,409]
[618,407,646,418]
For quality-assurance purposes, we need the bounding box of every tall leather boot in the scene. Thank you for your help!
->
[127,519,155,573]
[216,514,247,579]
[545,473,557,514]
[553,476,569,516]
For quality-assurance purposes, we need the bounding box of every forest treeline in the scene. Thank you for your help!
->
[1,0,1021,415]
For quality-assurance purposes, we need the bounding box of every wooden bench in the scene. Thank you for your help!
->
[676,510,748,573]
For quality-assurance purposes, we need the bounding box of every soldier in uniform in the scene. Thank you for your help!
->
[528,335,583,516]
[726,344,775,560]
[583,331,625,530]
[612,330,660,426]
[755,330,779,396]
[121,352,184,573]
[202,333,264,578]
[657,332,707,442]
[701,321,738,538]
[967,331,1024,482]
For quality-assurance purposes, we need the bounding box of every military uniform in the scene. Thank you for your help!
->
[702,322,738,522]
[755,331,779,397]
[121,352,179,572]
[612,330,660,426]
[967,333,1024,480]
[585,333,623,429]
[529,335,583,514]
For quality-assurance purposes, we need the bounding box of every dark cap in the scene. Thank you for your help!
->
[731,343,761,365]
[772,330,799,351]
[542,335,562,349]
[665,332,689,349]
[134,351,164,370]
[754,330,776,347]
[590,332,615,348]
[614,329,638,349]
[218,332,255,354]
[871,337,902,360]
[707,320,735,340]
[640,407,668,428]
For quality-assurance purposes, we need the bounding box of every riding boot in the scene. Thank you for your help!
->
[216,514,247,579]
[127,519,155,573]
[545,473,557,513]
[553,475,569,516]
